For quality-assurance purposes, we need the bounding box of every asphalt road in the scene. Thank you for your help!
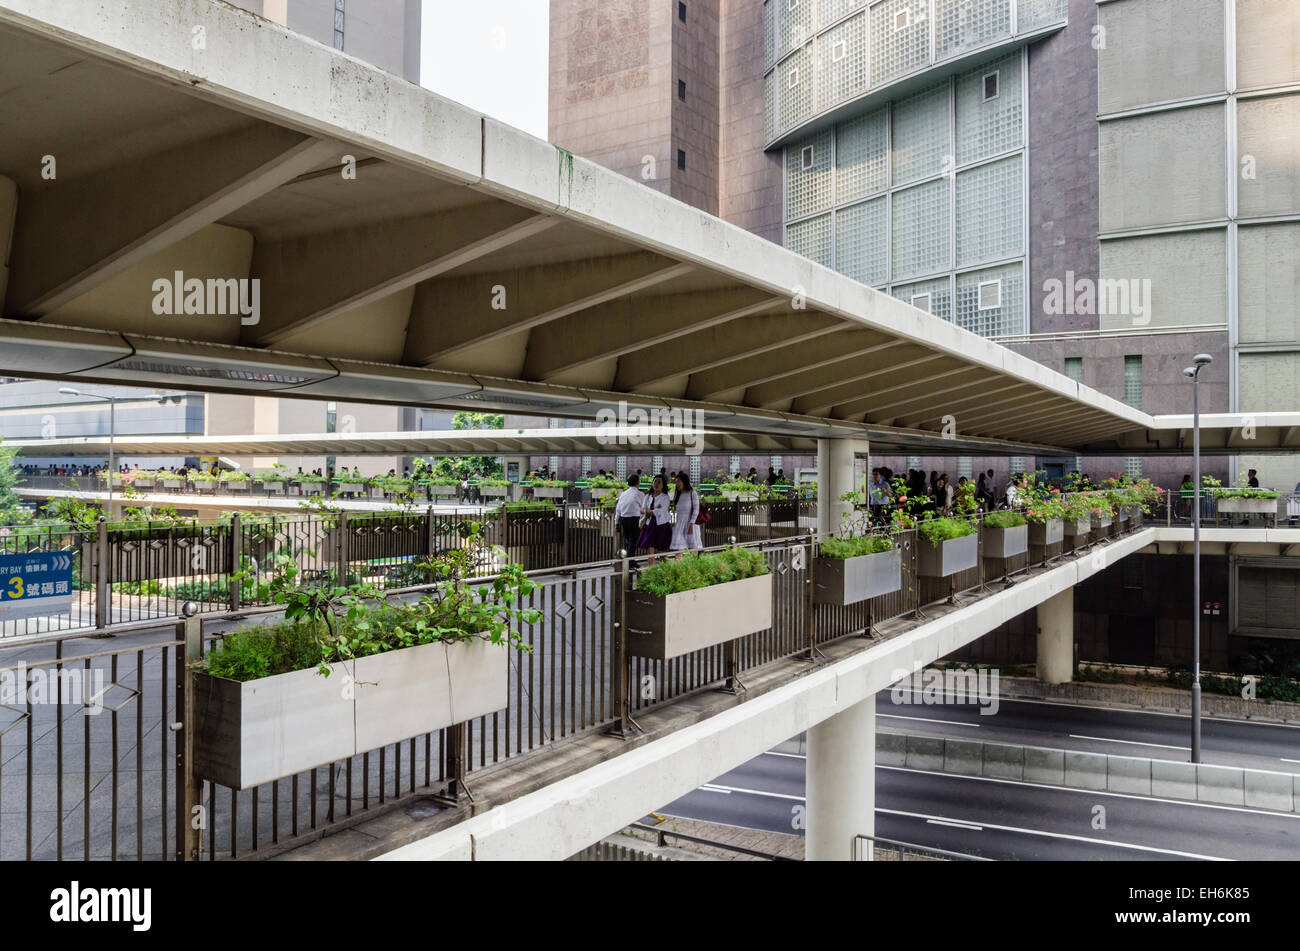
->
[657,748,1300,860]
[877,689,1300,773]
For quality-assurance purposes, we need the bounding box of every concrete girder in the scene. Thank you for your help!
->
[411,253,690,366]
[784,353,952,416]
[613,310,843,391]
[685,330,900,401]
[523,287,781,382]
[955,400,1094,436]
[841,372,1021,420]
[246,202,558,346]
[7,127,337,316]
[866,383,1034,429]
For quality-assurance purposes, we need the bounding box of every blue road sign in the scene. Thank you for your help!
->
[0,551,74,622]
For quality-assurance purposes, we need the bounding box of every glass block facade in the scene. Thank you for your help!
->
[763,0,1065,146]
[783,50,1028,339]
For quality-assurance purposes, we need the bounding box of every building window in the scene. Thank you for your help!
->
[800,145,815,170]
[678,79,686,101]
[1064,356,1082,382]
[788,67,800,88]
[333,0,344,49]
[894,8,910,31]
[982,70,1000,102]
[678,1,687,23]
[910,293,932,314]
[977,279,1002,310]
[677,149,686,171]
[789,0,799,9]
[1123,355,1143,409]
[832,40,847,62]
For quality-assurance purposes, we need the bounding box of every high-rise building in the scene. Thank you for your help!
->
[549,0,1300,492]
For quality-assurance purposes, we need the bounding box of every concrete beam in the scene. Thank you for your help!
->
[523,288,780,381]
[685,331,900,401]
[411,254,690,366]
[614,311,843,391]
[247,203,557,346]
[849,378,1025,423]
[7,127,336,315]
[781,353,951,415]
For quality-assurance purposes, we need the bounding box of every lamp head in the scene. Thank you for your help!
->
[1183,367,1197,379]
[1193,353,1213,367]
[58,387,80,396]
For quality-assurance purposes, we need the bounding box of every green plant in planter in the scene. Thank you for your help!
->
[983,510,1026,529]
[717,478,761,498]
[916,516,976,545]
[819,534,894,559]
[256,468,289,483]
[635,546,768,597]
[476,476,510,487]
[585,474,625,489]
[209,527,536,681]
[1203,472,1279,500]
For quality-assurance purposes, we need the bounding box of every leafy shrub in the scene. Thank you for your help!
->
[819,535,894,559]
[916,516,977,545]
[983,511,1027,530]
[635,546,768,597]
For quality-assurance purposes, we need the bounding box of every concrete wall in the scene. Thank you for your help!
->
[1026,0,1099,335]
[548,0,674,198]
[670,1,721,214]
[879,731,1300,811]
[718,0,782,243]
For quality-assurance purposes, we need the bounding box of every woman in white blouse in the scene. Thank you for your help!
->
[669,473,703,551]
[636,475,673,563]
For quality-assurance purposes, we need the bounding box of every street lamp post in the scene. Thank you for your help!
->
[1182,353,1212,764]
[59,388,167,516]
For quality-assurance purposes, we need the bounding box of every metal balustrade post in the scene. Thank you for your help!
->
[229,513,242,612]
[606,550,640,738]
[803,528,821,659]
[178,615,202,860]
[336,510,349,585]
[95,516,109,629]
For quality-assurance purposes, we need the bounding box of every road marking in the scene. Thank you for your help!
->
[962,694,1300,731]
[879,713,980,728]
[762,750,806,760]
[699,784,732,794]
[880,808,1227,861]
[1281,758,1300,764]
[1068,733,1190,752]
[927,818,983,831]
[682,782,1234,859]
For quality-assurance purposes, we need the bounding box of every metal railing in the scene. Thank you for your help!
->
[0,510,1152,861]
[852,833,993,862]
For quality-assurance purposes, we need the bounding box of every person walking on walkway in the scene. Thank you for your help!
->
[615,474,645,557]
[670,473,703,551]
[637,475,672,563]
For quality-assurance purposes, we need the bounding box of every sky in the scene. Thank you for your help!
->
[420,0,550,139]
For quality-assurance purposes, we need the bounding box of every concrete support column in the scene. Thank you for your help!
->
[0,175,16,307]
[1036,587,1074,684]
[816,437,869,537]
[806,696,875,861]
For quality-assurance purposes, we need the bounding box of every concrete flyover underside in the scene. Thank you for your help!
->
[0,0,1205,459]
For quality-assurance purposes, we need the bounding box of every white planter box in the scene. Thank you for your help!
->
[133,479,155,490]
[432,484,459,497]
[590,487,616,500]
[814,549,901,605]
[1091,511,1113,530]
[264,482,285,494]
[1216,497,1277,515]
[983,524,1028,559]
[480,485,509,498]
[626,573,772,661]
[1027,519,1064,547]
[225,481,250,493]
[531,486,565,498]
[917,532,978,578]
[195,482,217,494]
[1063,518,1091,537]
[193,639,507,790]
[162,479,182,490]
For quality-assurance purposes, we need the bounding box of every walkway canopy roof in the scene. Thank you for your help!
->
[0,0,1260,458]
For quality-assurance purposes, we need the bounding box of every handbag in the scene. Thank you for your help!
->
[695,497,711,525]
